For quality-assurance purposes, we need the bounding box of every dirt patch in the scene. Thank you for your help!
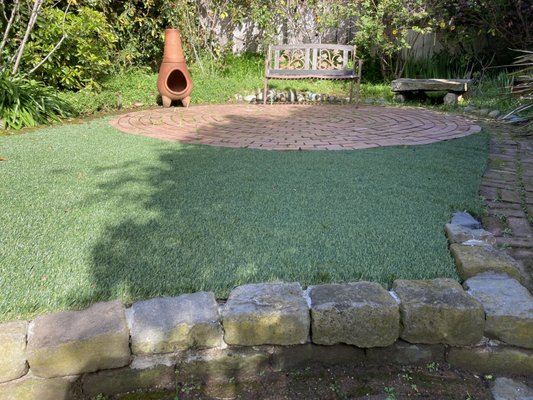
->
[117,363,496,400]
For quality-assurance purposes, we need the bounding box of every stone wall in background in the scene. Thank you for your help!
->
[0,212,532,400]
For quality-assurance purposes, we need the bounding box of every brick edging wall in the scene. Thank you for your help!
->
[1,212,532,400]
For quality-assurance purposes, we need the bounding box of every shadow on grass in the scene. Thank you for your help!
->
[74,105,487,311]
[51,105,488,398]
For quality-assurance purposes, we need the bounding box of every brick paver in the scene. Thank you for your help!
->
[110,104,480,150]
[480,124,533,290]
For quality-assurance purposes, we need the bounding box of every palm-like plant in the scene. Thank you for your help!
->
[501,50,533,133]
[511,50,533,100]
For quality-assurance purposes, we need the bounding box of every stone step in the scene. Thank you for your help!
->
[464,273,533,349]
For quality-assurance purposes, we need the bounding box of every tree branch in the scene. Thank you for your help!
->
[0,0,20,62]
[28,0,72,75]
[12,0,44,75]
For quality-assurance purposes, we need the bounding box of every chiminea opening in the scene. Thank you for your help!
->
[166,69,188,94]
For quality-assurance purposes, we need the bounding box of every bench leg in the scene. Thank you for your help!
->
[263,78,268,105]
[355,78,361,108]
[349,79,354,104]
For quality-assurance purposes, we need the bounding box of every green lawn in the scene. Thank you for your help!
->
[0,118,487,321]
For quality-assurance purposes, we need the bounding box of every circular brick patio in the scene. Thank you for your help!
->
[110,104,481,150]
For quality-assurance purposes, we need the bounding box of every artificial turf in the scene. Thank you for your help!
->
[0,118,488,321]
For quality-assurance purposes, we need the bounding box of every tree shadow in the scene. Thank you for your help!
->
[52,104,487,398]
[69,105,485,310]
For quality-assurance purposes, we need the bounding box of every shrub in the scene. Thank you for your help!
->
[22,7,117,90]
[0,72,73,130]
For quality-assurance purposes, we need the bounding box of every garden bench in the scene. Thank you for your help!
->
[391,78,473,105]
[264,44,363,106]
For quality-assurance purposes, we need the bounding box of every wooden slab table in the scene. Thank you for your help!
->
[391,78,473,104]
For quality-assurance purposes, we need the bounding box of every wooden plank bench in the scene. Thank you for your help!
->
[264,44,363,106]
[391,78,473,104]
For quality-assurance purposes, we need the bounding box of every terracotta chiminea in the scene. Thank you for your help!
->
[157,28,193,108]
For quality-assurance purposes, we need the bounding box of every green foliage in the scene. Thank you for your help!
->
[463,72,519,113]
[429,0,533,68]
[58,68,158,115]
[403,51,471,79]
[84,0,252,71]
[0,71,73,130]
[22,6,117,90]
[349,0,432,80]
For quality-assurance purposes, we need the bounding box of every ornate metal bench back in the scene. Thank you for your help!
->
[263,43,362,105]
[267,44,357,76]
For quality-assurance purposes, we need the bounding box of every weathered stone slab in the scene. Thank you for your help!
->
[392,279,484,345]
[464,273,533,348]
[445,223,496,245]
[0,373,79,400]
[451,211,482,229]
[366,340,446,366]
[271,344,365,371]
[176,347,270,383]
[391,78,471,92]
[0,321,28,383]
[448,345,533,375]
[82,355,176,397]
[450,243,522,281]
[491,377,533,400]
[27,300,130,378]
[127,292,223,355]
[307,282,399,347]
[444,92,461,105]
[222,282,309,345]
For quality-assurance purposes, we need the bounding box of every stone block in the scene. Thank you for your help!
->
[450,243,522,281]
[0,373,79,400]
[491,377,533,400]
[392,279,484,345]
[447,345,533,375]
[271,343,365,371]
[0,321,28,383]
[451,211,482,229]
[307,282,399,347]
[443,92,460,105]
[128,292,223,355]
[464,273,533,348]
[445,224,495,245]
[488,110,501,119]
[82,355,176,397]
[176,347,270,383]
[222,282,309,345]
[27,300,130,378]
[366,340,446,366]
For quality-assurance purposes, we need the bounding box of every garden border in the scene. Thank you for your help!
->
[0,212,532,400]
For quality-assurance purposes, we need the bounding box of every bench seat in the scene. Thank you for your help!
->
[391,78,473,104]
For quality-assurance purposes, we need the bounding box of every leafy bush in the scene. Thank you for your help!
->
[59,68,158,115]
[22,7,117,90]
[0,72,73,130]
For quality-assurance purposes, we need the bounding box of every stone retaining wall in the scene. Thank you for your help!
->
[1,212,532,399]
